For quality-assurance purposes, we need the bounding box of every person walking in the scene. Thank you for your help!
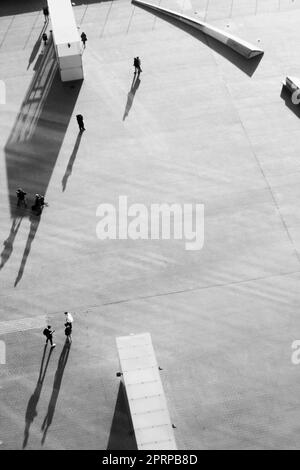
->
[31,194,45,216]
[134,56,142,75]
[16,188,27,208]
[76,114,85,132]
[42,33,48,47]
[133,57,138,74]
[43,6,49,23]
[64,312,73,343]
[43,326,56,348]
[64,312,74,325]
[65,323,72,343]
[81,32,87,48]
[136,57,142,74]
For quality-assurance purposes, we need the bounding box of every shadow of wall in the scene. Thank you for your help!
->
[0,0,109,17]
[5,34,83,218]
[0,0,44,16]
[134,3,263,77]
[107,382,138,450]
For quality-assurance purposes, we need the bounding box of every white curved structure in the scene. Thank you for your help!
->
[132,0,264,59]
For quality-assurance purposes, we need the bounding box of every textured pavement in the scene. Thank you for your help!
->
[1,0,300,450]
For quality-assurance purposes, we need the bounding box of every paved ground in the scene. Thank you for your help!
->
[1,0,300,450]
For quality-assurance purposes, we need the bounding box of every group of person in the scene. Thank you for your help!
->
[16,189,46,216]
[43,312,74,348]
[43,6,87,42]
[42,6,87,47]
[75,56,142,131]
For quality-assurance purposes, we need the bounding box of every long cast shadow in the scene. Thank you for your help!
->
[41,341,71,445]
[62,131,83,191]
[106,382,138,450]
[123,75,141,121]
[0,216,23,270]
[5,35,83,219]
[0,1,44,16]
[23,344,53,449]
[134,3,263,77]
[27,22,47,70]
[5,33,82,285]
[14,213,41,287]
[0,0,110,17]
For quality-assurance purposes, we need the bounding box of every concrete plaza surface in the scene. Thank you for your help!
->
[1,0,300,450]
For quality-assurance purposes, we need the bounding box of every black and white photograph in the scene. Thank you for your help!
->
[0,0,300,454]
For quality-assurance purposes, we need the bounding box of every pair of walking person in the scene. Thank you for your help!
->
[16,189,45,215]
[133,56,142,75]
[43,312,74,347]
[32,194,45,216]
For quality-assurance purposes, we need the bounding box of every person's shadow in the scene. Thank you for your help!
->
[27,23,47,70]
[123,75,141,121]
[14,211,41,287]
[0,217,23,270]
[41,341,71,445]
[62,132,83,191]
[23,344,53,449]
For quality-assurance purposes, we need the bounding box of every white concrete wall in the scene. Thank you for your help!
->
[47,0,83,81]
[116,333,177,450]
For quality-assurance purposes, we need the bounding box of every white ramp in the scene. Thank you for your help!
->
[132,0,264,59]
[47,0,83,81]
[116,333,177,450]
